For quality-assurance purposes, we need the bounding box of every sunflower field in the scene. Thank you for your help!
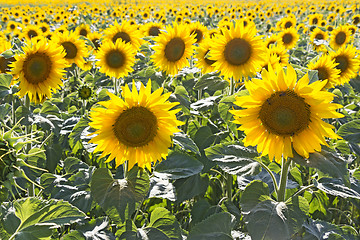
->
[1,0,360,239]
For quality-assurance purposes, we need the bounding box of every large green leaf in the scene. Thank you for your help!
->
[194,72,229,91]
[240,181,309,239]
[188,212,232,240]
[174,174,209,203]
[240,180,271,212]
[154,151,203,180]
[205,143,260,176]
[193,126,216,151]
[303,219,358,240]
[62,217,115,240]
[148,207,182,240]
[293,150,349,185]
[116,208,182,240]
[172,132,200,155]
[337,120,360,143]
[314,178,360,200]
[0,74,12,92]
[148,176,176,201]
[90,167,149,222]
[40,101,61,118]
[6,197,85,240]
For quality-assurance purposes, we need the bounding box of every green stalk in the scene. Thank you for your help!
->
[112,77,118,95]
[277,157,292,202]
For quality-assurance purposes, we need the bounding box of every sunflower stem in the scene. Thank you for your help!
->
[229,77,235,95]
[277,157,292,202]
[226,173,232,200]
[24,95,31,153]
[257,160,278,192]
[113,77,118,95]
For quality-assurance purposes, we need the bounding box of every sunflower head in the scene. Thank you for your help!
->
[308,54,340,88]
[209,20,266,81]
[151,22,196,76]
[89,80,183,170]
[230,65,343,162]
[329,25,352,50]
[278,27,299,49]
[95,39,136,78]
[195,39,217,74]
[10,39,68,103]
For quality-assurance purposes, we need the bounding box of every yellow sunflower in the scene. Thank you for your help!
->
[22,25,41,41]
[278,27,299,49]
[95,40,136,78]
[195,39,216,74]
[209,20,266,81]
[261,50,281,72]
[264,34,279,49]
[188,21,208,44]
[76,23,91,37]
[87,31,103,51]
[52,30,88,67]
[308,54,340,88]
[89,80,183,170]
[142,22,163,37]
[268,44,289,66]
[330,45,360,85]
[10,39,68,103]
[230,65,343,162]
[151,22,196,76]
[329,25,352,50]
[104,20,143,51]
[0,40,15,74]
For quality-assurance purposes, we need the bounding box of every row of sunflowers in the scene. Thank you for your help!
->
[0,0,360,239]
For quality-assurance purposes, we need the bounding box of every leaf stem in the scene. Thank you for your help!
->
[277,158,292,202]
[257,159,278,193]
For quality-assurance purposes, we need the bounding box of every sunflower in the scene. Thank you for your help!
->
[195,39,216,74]
[10,39,68,103]
[76,23,91,37]
[151,22,196,76]
[268,44,289,66]
[308,13,323,26]
[87,31,102,51]
[104,20,143,51]
[330,45,360,85]
[89,80,183,170]
[0,40,15,74]
[308,54,340,88]
[188,21,208,44]
[230,65,343,162]
[329,25,352,50]
[7,21,18,32]
[209,20,265,81]
[95,40,136,78]
[352,14,360,25]
[52,30,88,67]
[261,50,281,72]
[264,34,279,49]
[278,27,299,49]
[310,28,328,51]
[22,25,41,41]
[142,22,163,37]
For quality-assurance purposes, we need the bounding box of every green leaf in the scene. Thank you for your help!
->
[193,126,216,151]
[172,132,200,155]
[245,197,308,240]
[304,190,329,215]
[0,74,12,91]
[15,106,31,125]
[174,174,209,202]
[293,150,349,185]
[205,143,260,176]
[148,176,176,201]
[64,157,89,173]
[314,178,360,200]
[149,207,182,240]
[303,219,348,240]
[188,212,232,240]
[337,120,360,143]
[62,217,114,240]
[155,151,203,180]
[8,197,85,240]
[240,180,271,212]
[22,148,46,181]
[308,69,319,84]
[68,117,90,150]
[194,72,229,91]
[40,101,61,117]
[90,167,150,222]
[190,95,220,112]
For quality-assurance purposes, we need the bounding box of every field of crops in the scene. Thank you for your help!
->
[0,0,360,239]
